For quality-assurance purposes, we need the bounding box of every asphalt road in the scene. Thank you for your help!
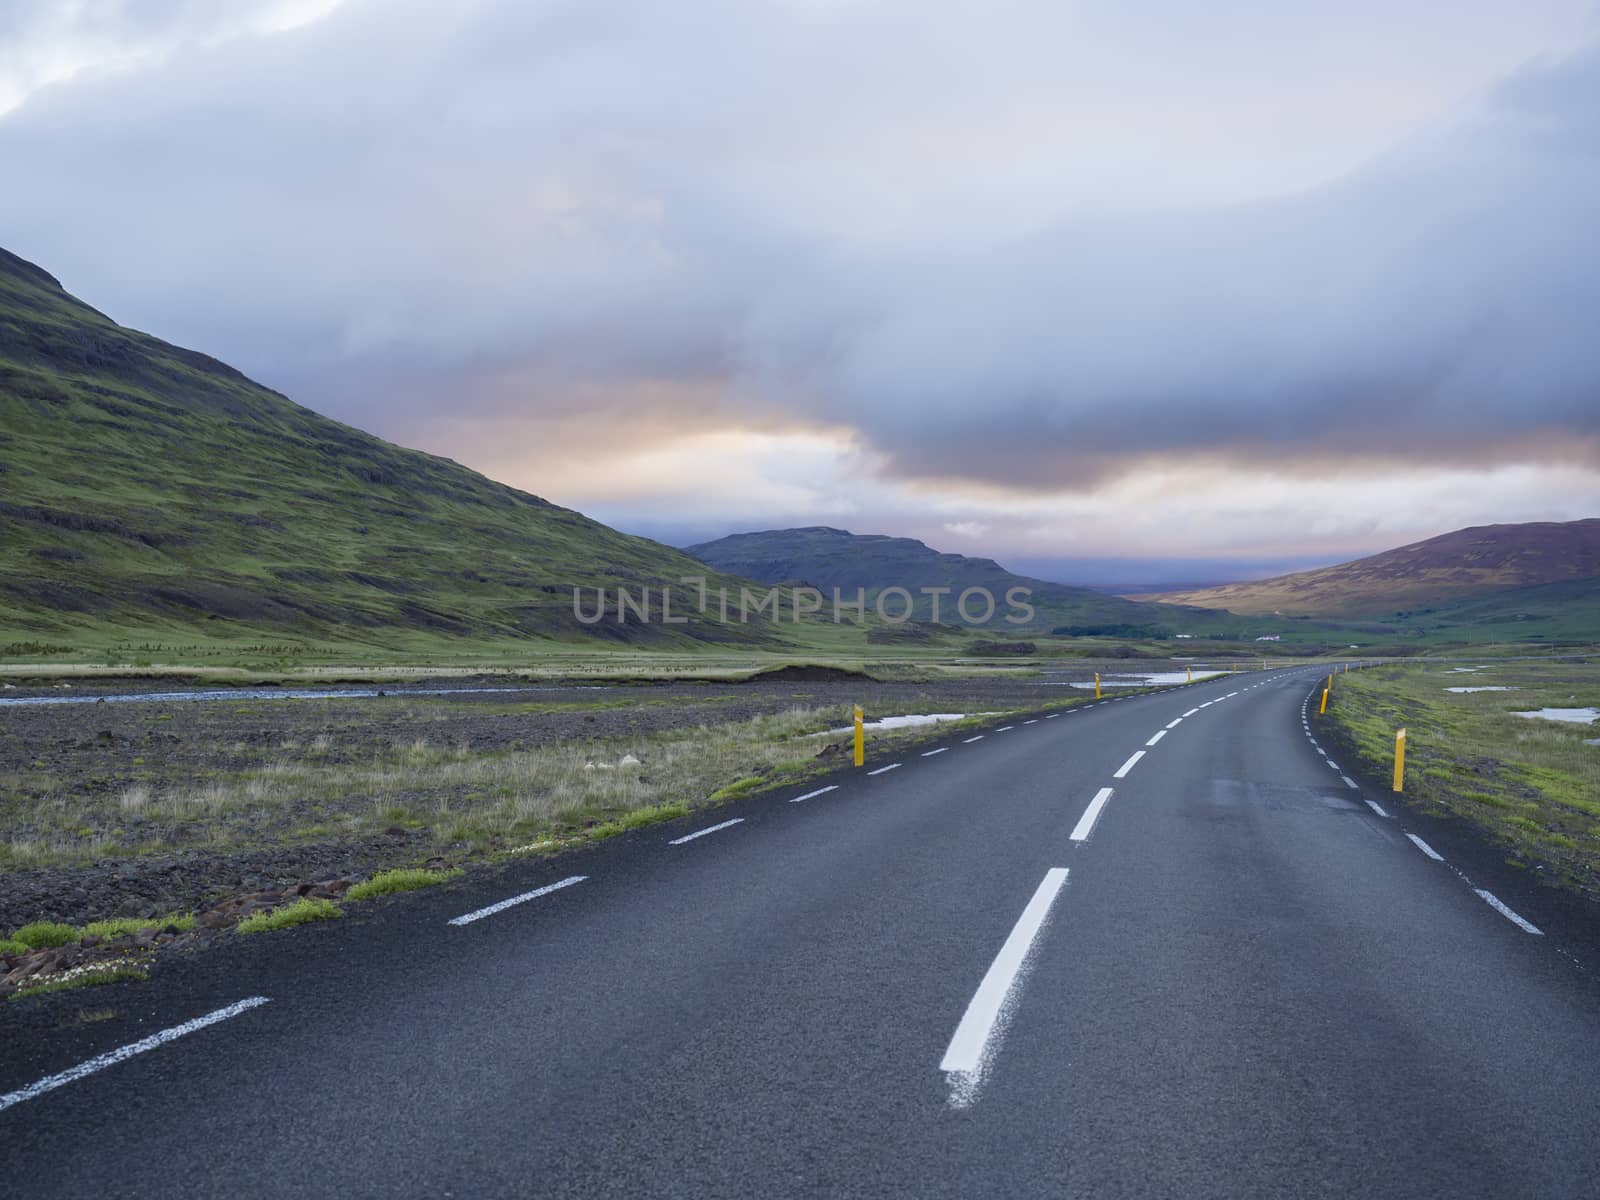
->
[5,667,1599,1198]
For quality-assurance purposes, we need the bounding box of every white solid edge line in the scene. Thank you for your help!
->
[1113,750,1146,779]
[922,747,949,757]
[1145,730,1167,747]
[1165,718,1183,729]
[1406,834,1444,861]
[790,785,839,804]
[0,996,271,1114]
[669,817,746,845]
[962,735,985,744]
[1342,775,1359,789]
[941,867,1070,1105]
[1365,799,1390,818]
[1474,889,1543,935]
[449,875,588,924]
[867,762,902,775]
[1069,787,1115,843]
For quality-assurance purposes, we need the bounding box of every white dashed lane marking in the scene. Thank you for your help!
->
[941,868,1070,1109]
[669,818,745,846]
[790,785,838,803]
[1474,890,1543,935]
[1070,788,1115,844]
[0,997,273,1114]
[449,875,588,926]
[1406,834,1444,861]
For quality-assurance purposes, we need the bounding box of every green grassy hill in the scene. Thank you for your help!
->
[0,246,806,660]
[686,526,1213,636]
[1374,575,1600,644]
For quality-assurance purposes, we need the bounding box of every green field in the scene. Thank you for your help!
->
[1320,659,1600,899]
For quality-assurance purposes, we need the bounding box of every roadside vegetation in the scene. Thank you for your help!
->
[345,867,462,901]
[0,688,1142,872]
[10,959,150,1000]
[235,897,342,935]
[1320,659,1600,897]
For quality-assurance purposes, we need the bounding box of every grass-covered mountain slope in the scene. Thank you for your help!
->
[1141,520,1600,617]
[1375,575,1600,643]
[686,526,1212,635]
[0,247,796,656]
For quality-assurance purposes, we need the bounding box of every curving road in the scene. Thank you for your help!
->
[4,667,1599,1198]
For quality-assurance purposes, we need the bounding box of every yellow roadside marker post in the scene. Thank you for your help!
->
[1320,688,1328,715]
[1186,666,1192,683]
[853,705,864,768]
[1095,673,1102,699]
[1393,728,1407,793]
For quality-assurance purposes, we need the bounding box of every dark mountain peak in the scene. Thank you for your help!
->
[686,525,1193,632]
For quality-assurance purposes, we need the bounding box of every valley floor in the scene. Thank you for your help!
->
[0,661,1213,931]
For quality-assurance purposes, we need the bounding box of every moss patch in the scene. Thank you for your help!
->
[235,897,342,935]
[346,867,463,902]
[10,921,78,949]
[83,914,195,938]
[10,961,149,1000]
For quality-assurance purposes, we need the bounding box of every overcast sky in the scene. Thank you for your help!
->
[3,0,1599,583]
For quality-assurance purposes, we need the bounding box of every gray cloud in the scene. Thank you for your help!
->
[2,0,1598,497]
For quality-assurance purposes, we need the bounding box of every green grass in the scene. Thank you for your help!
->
[82,914,195,938]
[586,802,691,840]
[0,938,30,956]
[707,775,765,803]
[235,897,342,935]
[10,962,148,1000]
[1320,660,1600,897]
[345,867,463,902]
[10,921,78,948]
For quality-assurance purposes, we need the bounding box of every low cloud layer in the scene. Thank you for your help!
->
[2,0,1597,566]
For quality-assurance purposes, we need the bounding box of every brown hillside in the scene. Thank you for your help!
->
[1137,519,1600,616]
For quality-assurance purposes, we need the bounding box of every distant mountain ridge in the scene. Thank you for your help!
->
[1138,520,1600,616]
[685,526,1202,633]
[0,245,795,651]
